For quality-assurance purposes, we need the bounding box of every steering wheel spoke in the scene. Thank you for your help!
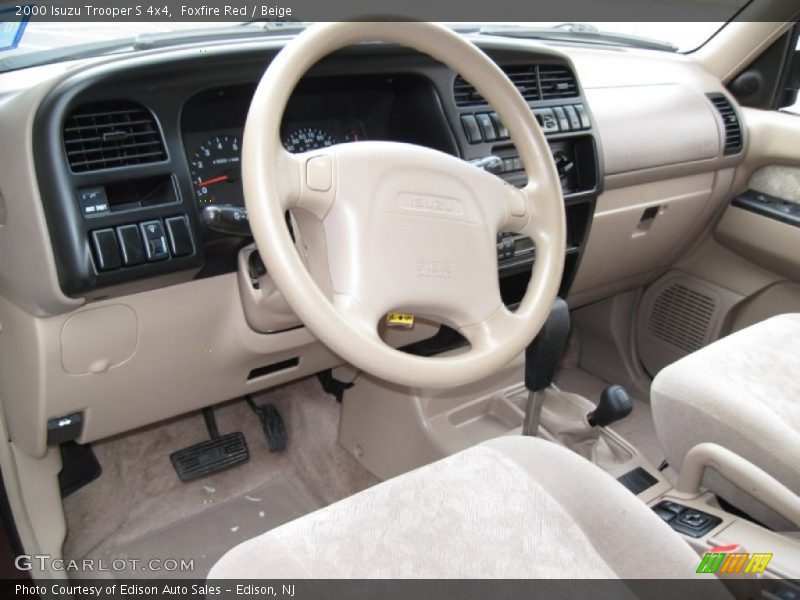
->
[277,147,338,218]
[499,184,532,233]
[332,293,383,341]
[458,306,523,352]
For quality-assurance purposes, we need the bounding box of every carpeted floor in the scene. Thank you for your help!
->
[63,365,670,571]
[554,367,667,470]
[62,376,379,564]
[94,474,318,579]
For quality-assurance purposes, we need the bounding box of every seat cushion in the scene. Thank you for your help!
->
[652,313,800,530]
[209,436,701,579]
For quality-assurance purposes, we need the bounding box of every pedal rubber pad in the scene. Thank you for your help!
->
[170,432,249,482]
[258,403,288,453]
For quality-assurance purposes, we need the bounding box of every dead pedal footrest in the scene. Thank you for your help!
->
[170,432,249,482]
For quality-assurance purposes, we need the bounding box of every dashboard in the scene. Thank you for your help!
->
[0,31,748,456]
[30,47,600,305]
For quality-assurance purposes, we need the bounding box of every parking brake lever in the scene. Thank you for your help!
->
[201,204,251,236]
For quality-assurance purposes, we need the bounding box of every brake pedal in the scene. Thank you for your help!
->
[170,407,249,482]
[245,396,287,453]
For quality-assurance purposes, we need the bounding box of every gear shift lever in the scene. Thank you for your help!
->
[587,385,632,427]
[522,298,570,437]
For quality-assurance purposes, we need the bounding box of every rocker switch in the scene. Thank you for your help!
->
[140,220,169,261]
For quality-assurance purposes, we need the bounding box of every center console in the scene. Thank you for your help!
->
[448,59,600,304]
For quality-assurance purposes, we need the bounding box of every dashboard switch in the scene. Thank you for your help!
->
[552,106,571,131]
[165,216,194,256]
[306,155,332,192]
[574,104,591,129]
[139,220,169,262]
[489,112,509,139]
[534,108,559,133]
[564,105,582,130]
[475,113,497,141]
[116,224,146,266]
[91,228,122,271]
[460,114,482,143]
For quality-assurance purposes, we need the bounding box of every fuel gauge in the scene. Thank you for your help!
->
[341,120,366,143]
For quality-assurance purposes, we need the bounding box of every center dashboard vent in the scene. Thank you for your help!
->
[706,93,743,155]
[63,101,167,173]
[453,64,578,107]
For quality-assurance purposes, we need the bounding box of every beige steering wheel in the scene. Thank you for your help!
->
[242,22,565,389]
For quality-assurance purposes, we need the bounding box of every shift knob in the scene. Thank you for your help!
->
[587,385,632,427]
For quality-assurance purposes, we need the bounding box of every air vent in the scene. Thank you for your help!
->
[648,283,717,354]
[707,93,743,155]
[504,65,541,102]
[453,75,485,107]
[63,101,167,173]
[453,64,577,107]
[538,65,578,99]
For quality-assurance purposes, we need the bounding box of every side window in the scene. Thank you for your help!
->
[780,35,800,115]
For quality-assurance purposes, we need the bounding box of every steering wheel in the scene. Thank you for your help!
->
[242,22,565,389]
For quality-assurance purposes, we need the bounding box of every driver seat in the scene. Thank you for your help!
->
[209,436,703,578]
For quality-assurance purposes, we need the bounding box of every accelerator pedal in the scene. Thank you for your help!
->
[170,407,249,482]
[245,395,287,453]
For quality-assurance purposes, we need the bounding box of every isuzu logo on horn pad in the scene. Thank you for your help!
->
[398,192,465,217]
[416,260,453,278]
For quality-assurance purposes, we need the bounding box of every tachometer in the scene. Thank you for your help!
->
[283,127,337,153]
[189,135,242,206]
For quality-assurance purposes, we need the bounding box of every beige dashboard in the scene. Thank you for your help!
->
[0,35,746,457]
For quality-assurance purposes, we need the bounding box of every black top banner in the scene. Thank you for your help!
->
[1,0,796,23]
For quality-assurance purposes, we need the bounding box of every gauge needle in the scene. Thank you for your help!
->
[196,174,229,188]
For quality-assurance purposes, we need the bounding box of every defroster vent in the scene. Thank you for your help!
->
[63,101,167,172]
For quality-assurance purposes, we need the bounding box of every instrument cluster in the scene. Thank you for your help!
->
[184,119,366,207]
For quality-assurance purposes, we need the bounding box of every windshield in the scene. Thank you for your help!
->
[0,19,744,73]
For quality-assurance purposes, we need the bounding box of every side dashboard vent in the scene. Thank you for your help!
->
[707,93,743,155]
[453,75,486,107]
[63,101,167,173]
[647,283,717,354]
[453,64,578,107]
[538,65,578,99]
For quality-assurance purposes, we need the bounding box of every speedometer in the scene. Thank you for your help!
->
[283,127,337,153]
[189,135,242,206]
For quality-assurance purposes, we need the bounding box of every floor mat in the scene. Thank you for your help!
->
[93,475,318,579]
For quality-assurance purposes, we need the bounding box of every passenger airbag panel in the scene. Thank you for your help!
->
[585,84,720,174]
